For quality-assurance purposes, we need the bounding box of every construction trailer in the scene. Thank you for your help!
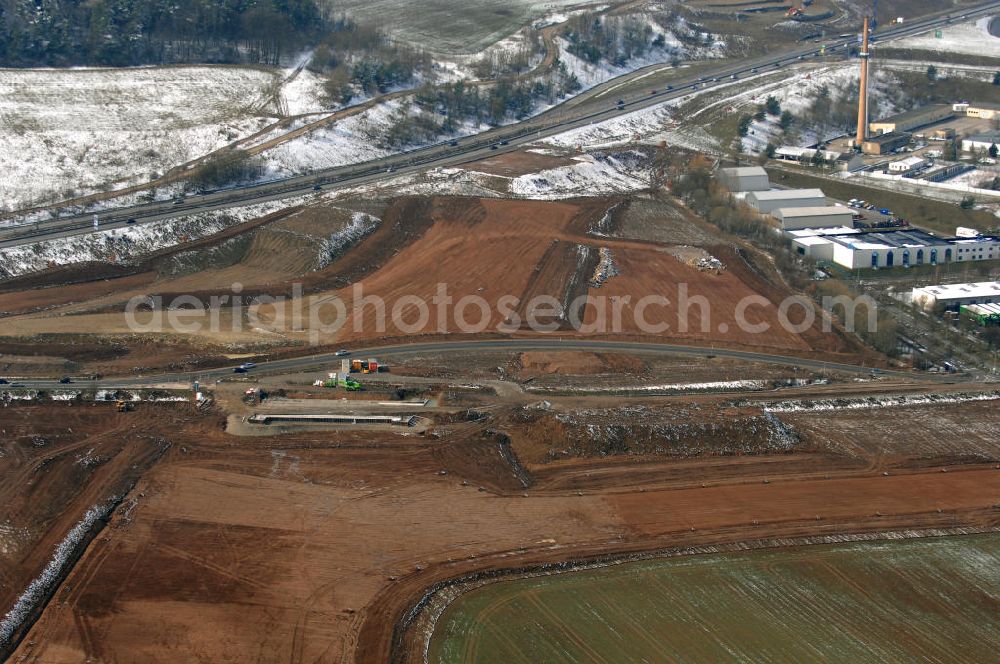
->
[746,188,827,214]
[715,166,770,192]
[349,358,381,374]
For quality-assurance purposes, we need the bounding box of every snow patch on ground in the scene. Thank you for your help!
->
[0,503,111,647]
[529,379,769,394]
[280,68,332,116]
[510,151,649,198]
[260,101,402,177]
[545,104,677,150]
[319,211,380,267]
[762,391,1000,413]
[891,18,1000,58]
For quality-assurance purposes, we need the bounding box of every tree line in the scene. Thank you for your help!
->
[562,13,667,67]
[0,0,326,67]
[376,63,582,148]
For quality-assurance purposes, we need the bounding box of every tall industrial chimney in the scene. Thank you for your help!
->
[856,17,871,149]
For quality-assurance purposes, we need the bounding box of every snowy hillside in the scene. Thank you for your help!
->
[0,67,282,211]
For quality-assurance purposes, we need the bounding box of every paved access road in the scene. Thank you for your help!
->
[10,338,957,390]
[3,2,998,249]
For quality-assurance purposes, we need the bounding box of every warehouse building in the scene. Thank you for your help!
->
[861,131,911,155]
[869,104,954,135]
[961,131,1000,153]
[715,166,770,192]
[791,230,1000,270]
[912,281,1000,310]
[746,188,827,214]
[774,206,854,230]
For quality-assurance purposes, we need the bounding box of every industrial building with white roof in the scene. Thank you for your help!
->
[746,189,828,214]
[774,206,855,230]
[792,229,1000,270]
[912,282,1000,310]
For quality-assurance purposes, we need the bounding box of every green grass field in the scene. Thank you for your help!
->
[429,534,1000,664]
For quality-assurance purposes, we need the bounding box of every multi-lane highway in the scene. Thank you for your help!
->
[2,2,998,249]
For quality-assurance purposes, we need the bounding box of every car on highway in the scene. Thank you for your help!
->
[0,378,8,384]
[449,140,459,146]
[335,349,351,357]
[239,362,256,370]
[666,84,673,90]
[313,184,322,191]
[233,367,247,374]
[499,140,509,145]
[126,218,136,224]
[751,68,758,73]
[490,144,499,150]
[59,377,72,384]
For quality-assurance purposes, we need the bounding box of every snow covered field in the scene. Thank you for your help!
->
[0,66,284,211]
[891,17,1000,59]
[260,101,400,178]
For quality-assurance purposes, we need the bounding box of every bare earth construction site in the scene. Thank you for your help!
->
[2,1,1000,662]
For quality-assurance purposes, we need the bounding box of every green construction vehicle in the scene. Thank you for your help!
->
[321,377,362,391]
